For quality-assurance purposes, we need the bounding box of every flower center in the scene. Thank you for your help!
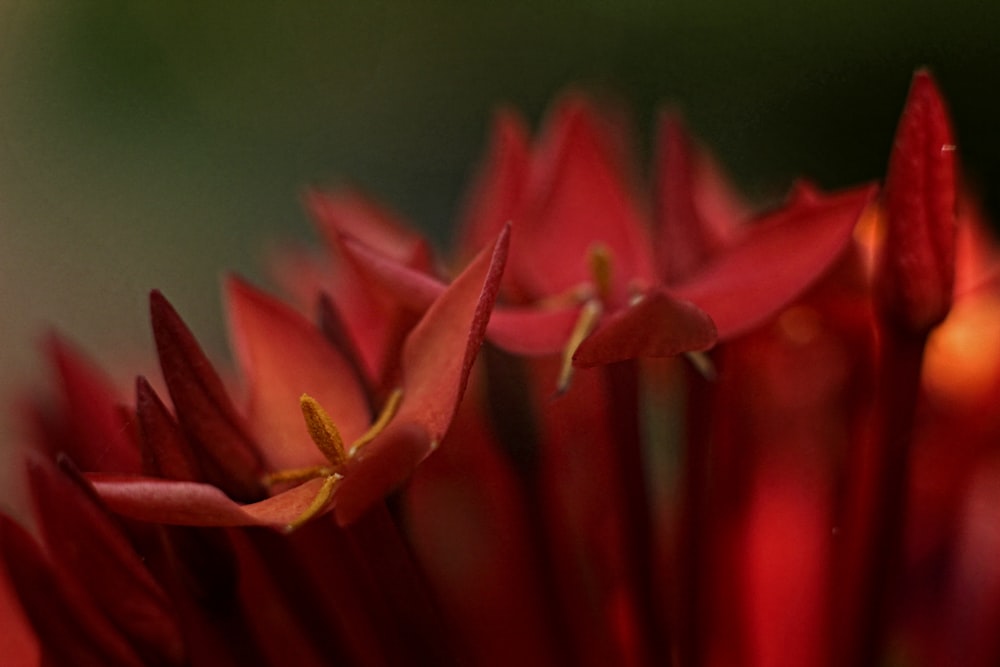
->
[264,389,403,532]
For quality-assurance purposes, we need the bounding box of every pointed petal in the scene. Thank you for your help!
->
[655,112,744,282]
[515,97,656,304]
[456,109,530,264]
[876,69,957,333]
[339,233,446,312]
[330,227,511,524]
[487,304,584,356]
[89,474,330,528]
[43,335,140,473]
[150,291,264,501]
[671,184,877,339]
[29,457,186,666]
[573,289,717,366]
[306,187,427,267]
[135,376,201,480]
[333,421,430,525]
[225,277,370,469]
[397,225,510,440]
[0,515,145,666]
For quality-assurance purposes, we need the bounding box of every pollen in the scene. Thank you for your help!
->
[265,389,404,531]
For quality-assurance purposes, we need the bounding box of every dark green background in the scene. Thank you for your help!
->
[1,1,997,399]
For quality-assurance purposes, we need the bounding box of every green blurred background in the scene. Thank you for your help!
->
[1,1,998,439]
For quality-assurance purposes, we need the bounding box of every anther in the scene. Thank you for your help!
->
[587,243,614,302]
[300,394,346,467]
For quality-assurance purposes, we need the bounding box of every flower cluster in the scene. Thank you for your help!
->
[3,70,999,666]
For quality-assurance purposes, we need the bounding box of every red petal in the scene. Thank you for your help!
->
[307,187,427,267]
[876,69,957,332]
[89,474,329,528]
[0,563,38,667]
[396,225,510,439]
[29,457,186,665]
[573,289,717,367]
[514,97,656,305]
[487,304,584,356]
[135,376,200,480]
[670,184,877,339]
[333,421,430,525]
[655,112,745,282]
[331,227,511,524]
[339,233,446,312]
[150,291,264,502]
[43,334,140,473]
[225,277,370,469]
[0,515,145,666]
[456,109,530,265]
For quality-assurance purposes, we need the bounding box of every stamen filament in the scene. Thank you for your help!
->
[557,299,603,394]
[263,465,335,486]
[350,388,403,455]
[284,473,341,533]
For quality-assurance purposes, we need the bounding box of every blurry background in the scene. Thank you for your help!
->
[1,1,998,443]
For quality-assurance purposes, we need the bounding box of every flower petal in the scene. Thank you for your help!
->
[331,227,511,524]
[456,109,530,265]
[29,457,186,666]
[655,112,745,282]
[89,474,329,528]
[396,225,510,439]
[514,97,656,305]
[573,289,717,367]
[225,277,371,469]
[487,304,584,356]
[0,515,145,666]
[670,184,877,339]
[43,334,140,473]
[876,69,957,333]
[339,233,446,312]
[150,291,265,501]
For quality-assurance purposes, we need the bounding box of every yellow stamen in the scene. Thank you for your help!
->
[300,394,347,467]
[349,388,403,456]
[284,474,341,533]
[684,350,716,381]
[263,465,335,486]
[269,389,405,532]
[557,299,603,394]
[588,243,614,301]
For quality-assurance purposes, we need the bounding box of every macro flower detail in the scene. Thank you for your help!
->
[89,224,508,529]
[333,96,876,391]
[4,70,1000,667]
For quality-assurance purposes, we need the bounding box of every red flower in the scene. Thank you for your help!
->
[4,71,1000,667]
[87,225,508,529]
[335,95,875,391]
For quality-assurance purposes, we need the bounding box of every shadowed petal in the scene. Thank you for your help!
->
[573,289,717,366]
[89,474,329,528]
[226,277,371,469]
[514,97,655,304]
[671,184,877,339]
[0,515,145,666]
[43,334,140,473]
[150,291,264,502]
[29,457,186,666]
[395,225,509,439]
[456,109,530,265]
